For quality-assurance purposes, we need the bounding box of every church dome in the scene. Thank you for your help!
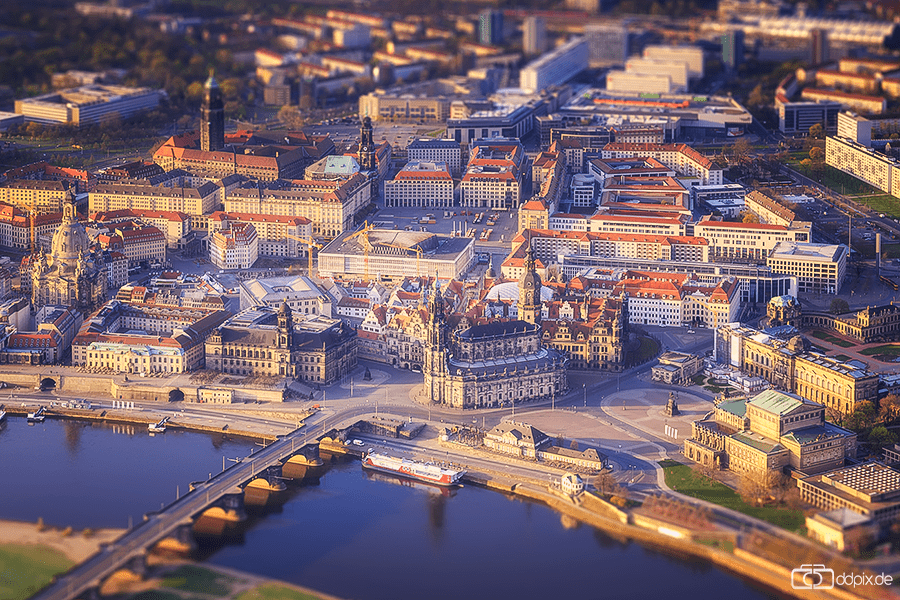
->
[769,295,798,308]
[50,199,90,269]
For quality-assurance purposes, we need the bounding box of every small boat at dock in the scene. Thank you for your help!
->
[27,406,45,423]
[148,416,169,433]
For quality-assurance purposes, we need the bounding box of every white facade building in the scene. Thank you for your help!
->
[383,161,454,208]
[519,37,588,93]
[209,222,259,270]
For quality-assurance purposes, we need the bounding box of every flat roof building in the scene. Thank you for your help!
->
[767,241,848,294]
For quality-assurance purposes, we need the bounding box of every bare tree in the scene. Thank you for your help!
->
[593,469,622,497]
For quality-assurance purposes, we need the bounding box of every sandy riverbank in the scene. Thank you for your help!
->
[0,519,123,563]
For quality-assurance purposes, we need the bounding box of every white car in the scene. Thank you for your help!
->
[687,329,696,334]
[352,439,365,446]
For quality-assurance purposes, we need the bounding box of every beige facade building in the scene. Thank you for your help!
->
[224,175,370,239]
[92,209,191,250]
[692,217,811,263]
[72,298,230,374]
[383,161,454,208]
[207,212,312,259]
[359,91,451,123]
[802,304,900,344]
[0,180,71,215]
[651,351,701,384]
[799,462,900,527]
[684,389,857,478]
[205,305,356,384]
[601,142,723,185]
[89,176,221,217]
[825,135,900,197]
[715,324,879,416]
[743,190,796,227]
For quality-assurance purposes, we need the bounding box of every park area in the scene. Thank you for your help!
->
[660,460,806,533]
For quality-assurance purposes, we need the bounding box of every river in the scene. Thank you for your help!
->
[0,417,785,600]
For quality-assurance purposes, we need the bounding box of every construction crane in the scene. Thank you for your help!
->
[285,234,323,274]
[343,221,376,280]
[379,242,423,277]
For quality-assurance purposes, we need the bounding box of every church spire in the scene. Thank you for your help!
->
[518,235,542,325]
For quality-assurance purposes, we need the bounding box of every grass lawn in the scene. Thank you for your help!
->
[809,329,855,348]
[660,461,805,532]
[127,592,183,600]
[854,194,900,219]
[860,344,900,357]
[692,374,706,386]
[160,565,233,596]
[236,584,327,600]
[832,354,852,361]
[0,543,74,600]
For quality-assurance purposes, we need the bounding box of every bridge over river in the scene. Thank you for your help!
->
[31,409,360,600]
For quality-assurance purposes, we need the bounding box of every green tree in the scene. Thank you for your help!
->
[845,400,877,432]
[809,123,825,139]
[829,298,850,314]
[868,425,897,454]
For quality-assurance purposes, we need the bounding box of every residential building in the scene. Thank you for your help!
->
[522,228,709,263]
[0,203,62,251]
[89,173,221,217]
[205,304,356,384]
[383,161,454,208]
[0,180,71,215]
[460,140,526,210]
[92,209,191,250]
[744,190,796,227]
[209,222,258,270]
[224,174,371,239]
[523,16,546,56]
[825,136,900,198]
[801,88,886,115]
[613,275,741,329]
[96,223,166,266]
[4,161,97,193]
[836,112,872,146]
[767,241,848,294]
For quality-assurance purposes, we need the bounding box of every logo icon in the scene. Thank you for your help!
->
[791,565,835,589]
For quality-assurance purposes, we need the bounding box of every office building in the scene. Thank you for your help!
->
[14,84,161,126]
[722,29,745,70]
[767,241,848,294]
[383,161,454,208]
[523,16,546,56]
[407,139,462,176]
[479,10,504,46]
[776,94,841,135]
[520,37,588,93]
[239,275,332,315]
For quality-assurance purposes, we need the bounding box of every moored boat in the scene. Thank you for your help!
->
[362,452,465,487]
[27,407,45,422]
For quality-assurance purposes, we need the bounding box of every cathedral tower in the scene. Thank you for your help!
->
[518,239,542,325]
[424,276,449,405]
[200,73,225,152]
[359,116,375,171]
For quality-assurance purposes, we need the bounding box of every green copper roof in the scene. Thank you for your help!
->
[717,399,747,418]
[748,389,803,416]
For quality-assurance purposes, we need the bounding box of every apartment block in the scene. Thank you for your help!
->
[383,161,454,208]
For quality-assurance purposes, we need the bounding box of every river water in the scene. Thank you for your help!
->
[0,417,783,600]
